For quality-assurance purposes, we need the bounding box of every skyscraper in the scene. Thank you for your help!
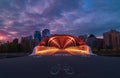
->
[42,29,50,39]
[86,34,98,47]
[34,31,41,42]
[78,34,87,42]
[103,29,120,48]
[21,36,37,52]
[12,38,19,44]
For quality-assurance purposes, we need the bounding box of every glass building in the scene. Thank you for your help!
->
[34,31,41,42]
[42,29,50,39]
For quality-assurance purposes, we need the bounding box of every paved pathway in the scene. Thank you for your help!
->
[0,55,120,78]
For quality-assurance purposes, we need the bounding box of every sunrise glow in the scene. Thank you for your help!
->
[0,36,6,41]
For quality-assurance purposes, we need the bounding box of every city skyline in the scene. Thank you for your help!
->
[0,28,120,42]
[0,0,120,41]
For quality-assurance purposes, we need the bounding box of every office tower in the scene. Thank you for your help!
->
[12,38,19,44]
[86,34,98,47]
[34,31,41,42]
[42,29,50,39]
[103,29,120,48]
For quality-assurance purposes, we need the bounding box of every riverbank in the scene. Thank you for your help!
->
[0,53,30,59]
[93,50,120,57]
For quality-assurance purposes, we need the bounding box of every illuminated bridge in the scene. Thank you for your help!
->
[31,34,92,56]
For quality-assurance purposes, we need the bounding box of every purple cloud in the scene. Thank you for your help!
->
[0,0,120,41]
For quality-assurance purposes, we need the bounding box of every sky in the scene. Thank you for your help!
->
[0,0,120,41]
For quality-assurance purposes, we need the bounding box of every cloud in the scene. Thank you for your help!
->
[0,0,120,41]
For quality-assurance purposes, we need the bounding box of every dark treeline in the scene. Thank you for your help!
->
[0,42,32,53]
[92,47,120,56]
